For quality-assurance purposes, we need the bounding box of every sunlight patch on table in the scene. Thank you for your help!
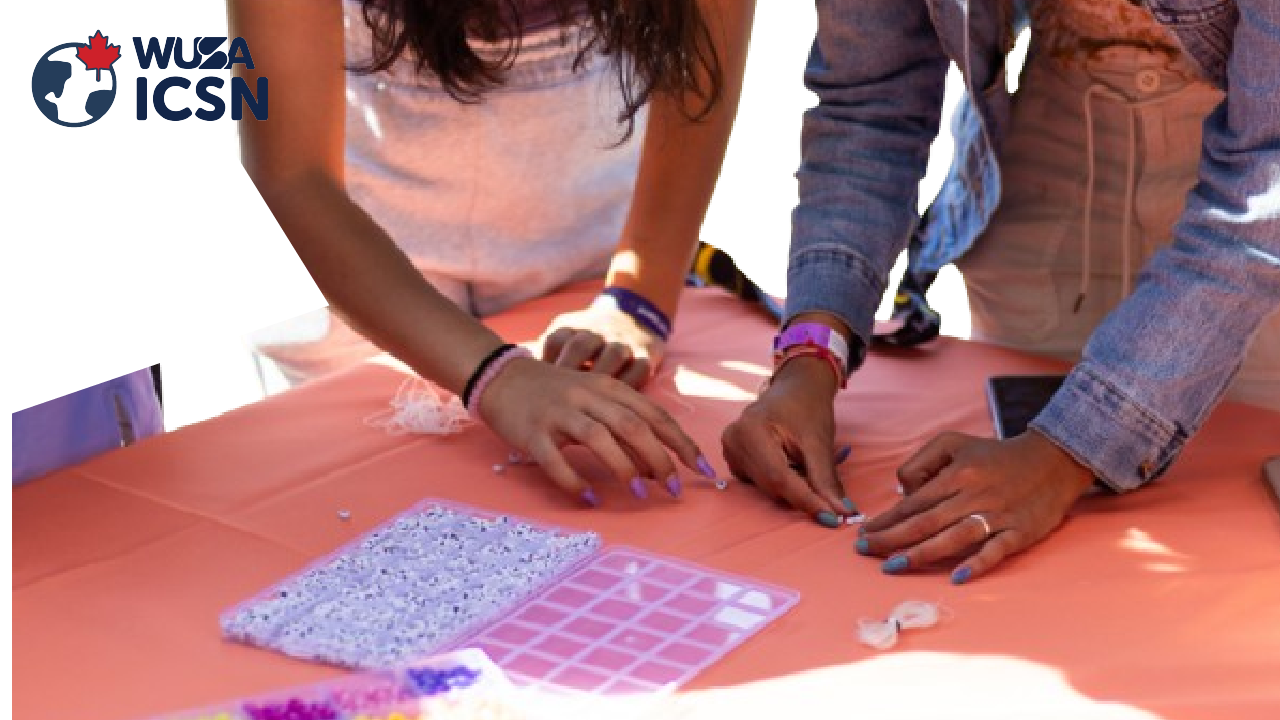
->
[719,359,770,378]
[662,653,1167,720]
[673,366,757,402]
[1119,528,1188,559]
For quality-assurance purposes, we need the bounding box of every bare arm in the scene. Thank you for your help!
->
[542,0,756,386]
[607,0,757,320]
[228,0,501,394]
[225,0,708,501]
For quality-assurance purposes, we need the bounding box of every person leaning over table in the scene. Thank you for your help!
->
[723,0,1280,582]
[240,0,752,392]
[228,0,757,503]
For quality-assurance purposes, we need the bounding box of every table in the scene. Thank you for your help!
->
[14,286,1280,720]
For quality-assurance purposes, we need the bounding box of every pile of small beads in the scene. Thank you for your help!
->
[222,504,602,669]
[151,649,523,720]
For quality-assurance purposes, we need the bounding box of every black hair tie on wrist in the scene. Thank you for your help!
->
[462,343,517,409]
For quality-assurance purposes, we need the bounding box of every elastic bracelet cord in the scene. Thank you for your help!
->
[463,344,516,410]
[465,346,534,421]
[595,286,672,342]
[772,345,847,390]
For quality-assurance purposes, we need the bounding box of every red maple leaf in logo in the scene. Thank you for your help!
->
[76,31,121,81]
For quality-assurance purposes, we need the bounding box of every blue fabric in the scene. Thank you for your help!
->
[12,369,163,486]
[786,0,1280,490]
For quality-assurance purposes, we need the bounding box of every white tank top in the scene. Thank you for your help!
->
[340,0,644,317]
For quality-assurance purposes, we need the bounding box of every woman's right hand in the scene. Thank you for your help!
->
[722,356,851,526]
[478,357,710,505]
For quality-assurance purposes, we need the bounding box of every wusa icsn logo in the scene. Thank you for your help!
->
[32,31,120,127]
[32,31,268,127]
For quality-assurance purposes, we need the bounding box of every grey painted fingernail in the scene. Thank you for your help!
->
[582,489,600,507]
[665,475,683,498]
[855,538,871,555]
[883,555,910,573]
[815,511,841,529]
[629,477,648,500]
[842,497,858,513]
[696,455,717,479]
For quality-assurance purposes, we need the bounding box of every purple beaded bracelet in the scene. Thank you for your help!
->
[465,345,534,422]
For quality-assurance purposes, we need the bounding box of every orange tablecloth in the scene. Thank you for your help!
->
[14,287,1280,720]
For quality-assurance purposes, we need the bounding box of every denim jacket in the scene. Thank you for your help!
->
[786,0,1280,491]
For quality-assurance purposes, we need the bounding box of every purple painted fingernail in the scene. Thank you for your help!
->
[629,477,649,500]
[582,489,600,507]
[665,475,683,498]
[696,455,716,479]
[835,444,852,465]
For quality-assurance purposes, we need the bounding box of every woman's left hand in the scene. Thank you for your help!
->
[541,305,666,389]
[857,429,1096,584]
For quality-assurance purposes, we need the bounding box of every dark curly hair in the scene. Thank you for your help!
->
[351,0,723,140]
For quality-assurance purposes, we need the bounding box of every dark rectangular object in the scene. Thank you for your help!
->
[1264,457,1280,515]
[986,375,1067,440]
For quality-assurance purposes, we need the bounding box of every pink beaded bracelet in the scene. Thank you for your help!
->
[466,346,534,422]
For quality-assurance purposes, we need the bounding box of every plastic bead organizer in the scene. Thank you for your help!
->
[223,500,799,696]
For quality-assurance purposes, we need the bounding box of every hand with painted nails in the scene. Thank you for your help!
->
[477,356,707,506]
[857,430,1095,583]
[541,304,666,390]
[722,355,855,528]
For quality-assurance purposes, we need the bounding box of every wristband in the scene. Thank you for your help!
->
[463,344,530,411]
[773,322,851,376]
[771,344,847,390]
[465,345,534,421]
[593,286,672,342]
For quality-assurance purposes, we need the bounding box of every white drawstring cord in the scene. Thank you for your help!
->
[1078,84,1102,313]
[1079,84,1140,312]
[1077,70,1192,312]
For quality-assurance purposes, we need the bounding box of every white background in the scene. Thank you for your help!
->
[4,1,325,417]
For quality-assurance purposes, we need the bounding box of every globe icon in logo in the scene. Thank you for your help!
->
[32,38,119,127]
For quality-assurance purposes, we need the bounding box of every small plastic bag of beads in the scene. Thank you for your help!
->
[221,502,602,670]
[142,648,531,720]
